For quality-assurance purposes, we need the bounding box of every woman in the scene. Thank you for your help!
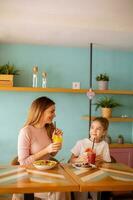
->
[13,96,65,200]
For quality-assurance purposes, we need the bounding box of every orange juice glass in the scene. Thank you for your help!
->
[52,134,63,143]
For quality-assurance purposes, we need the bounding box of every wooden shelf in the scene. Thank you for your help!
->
[0,86,87,93]
[0,87,133,95]
[82,115,133,122]
[109,143,133,148]
[94,89,133,95]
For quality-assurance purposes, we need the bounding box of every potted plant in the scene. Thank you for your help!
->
[96,73,109,90]
[117,134,124,144]
[0,63,19,87]
[94,96,121,118]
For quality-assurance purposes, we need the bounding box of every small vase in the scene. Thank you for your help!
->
[117,137,124,144]
[98,81,108,90]
[101,108,112,118]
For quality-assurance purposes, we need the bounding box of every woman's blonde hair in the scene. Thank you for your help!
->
[24,96,55,139]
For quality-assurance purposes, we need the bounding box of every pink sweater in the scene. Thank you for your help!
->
[18,125,52,165]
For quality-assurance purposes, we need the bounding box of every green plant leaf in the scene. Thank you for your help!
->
[94,96,122,110]
[96,73,109,81]
[0,63,19,75]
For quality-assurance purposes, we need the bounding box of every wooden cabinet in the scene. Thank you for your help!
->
[110,144,133,167]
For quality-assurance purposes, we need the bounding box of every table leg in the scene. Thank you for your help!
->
[99,191,111,200]
[24,193,34,200]
[97,192,101,200]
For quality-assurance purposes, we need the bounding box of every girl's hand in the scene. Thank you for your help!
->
[95,154,104,166]
[96,154,103,162]
[45,142,62,154]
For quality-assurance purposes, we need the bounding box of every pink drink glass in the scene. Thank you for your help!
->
[87,152,96,165]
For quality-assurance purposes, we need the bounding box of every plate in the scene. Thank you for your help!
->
[72,163,96,170]
[33,160,57,170]
[72,163,91,170]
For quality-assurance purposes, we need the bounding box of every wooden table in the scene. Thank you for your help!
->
[62,163,133,199]
[0,163,133,200]
[0,164,79,200]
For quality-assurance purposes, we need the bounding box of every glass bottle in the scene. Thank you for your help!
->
[32,65,38,87]
[42,72,47,88]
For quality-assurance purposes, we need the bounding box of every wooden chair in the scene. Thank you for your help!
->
[110,155,116,163]
[11,156,19,165]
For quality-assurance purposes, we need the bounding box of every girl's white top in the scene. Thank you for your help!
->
[71,138,111,162]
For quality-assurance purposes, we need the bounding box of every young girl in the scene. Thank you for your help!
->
[69,117,111,200]
[70,117,111,165]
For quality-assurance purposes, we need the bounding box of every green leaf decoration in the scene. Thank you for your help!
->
[94,96,122,110]
[96,73,109,81]
[0,62,19,75]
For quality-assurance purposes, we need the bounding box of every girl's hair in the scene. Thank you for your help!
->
[92,117,109,131]
[24,96,55,139]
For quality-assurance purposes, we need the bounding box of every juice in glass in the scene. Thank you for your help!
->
[52,134,63,143]
[85,148,96,165]
[87,151,96,164]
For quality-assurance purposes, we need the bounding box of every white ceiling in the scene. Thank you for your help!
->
[0,0,133,50]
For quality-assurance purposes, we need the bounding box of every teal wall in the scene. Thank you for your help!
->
[0,44,133,164]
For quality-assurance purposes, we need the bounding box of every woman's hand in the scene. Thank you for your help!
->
[53,128,63,136]
[45,142,62,154]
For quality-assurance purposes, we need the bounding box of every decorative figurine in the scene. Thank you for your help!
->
[86,88,95,100]
[32,65,38,88]
[42,72,47,88]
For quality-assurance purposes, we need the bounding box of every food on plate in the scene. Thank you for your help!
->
[72,155,90,169]
[72,162,91,169]
[33,160,57,166]
[74,162,90,168]
[33,160,58,170]
[33,160,57,170]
